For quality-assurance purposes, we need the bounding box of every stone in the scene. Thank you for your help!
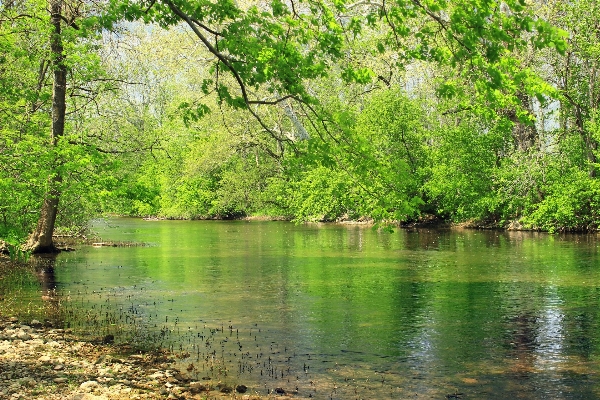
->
[173,372,188,382]
[21,377,36,387]
[30,320,42,328]
[38,355,51,363]
[220,385,233,393]
[71,394,107,400]
[189,381,207,391]
[79,380,100,391]
[54,377,68,384]
[148,372,164,380]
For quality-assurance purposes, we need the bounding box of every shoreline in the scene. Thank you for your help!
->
[131,214,599,233]
[0,257,265,400]
[0,315,262,400]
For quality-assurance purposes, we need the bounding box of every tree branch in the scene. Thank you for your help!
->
[162,0,298,143]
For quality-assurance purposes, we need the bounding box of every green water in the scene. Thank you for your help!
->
[50,219,600,398]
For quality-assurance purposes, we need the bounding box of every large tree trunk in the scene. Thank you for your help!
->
[25,0,66,253]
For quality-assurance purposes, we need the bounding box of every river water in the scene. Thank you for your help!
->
[48,219,600,398]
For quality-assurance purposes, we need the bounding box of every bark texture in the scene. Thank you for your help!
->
[25,0,66,253]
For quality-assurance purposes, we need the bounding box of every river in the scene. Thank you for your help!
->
[47,219,600,398]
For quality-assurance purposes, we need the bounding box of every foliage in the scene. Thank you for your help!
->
[3,0,600,246]
[425,120,504,221]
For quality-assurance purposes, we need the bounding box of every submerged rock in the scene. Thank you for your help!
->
[236,384,248,393]
[219,385,233,393]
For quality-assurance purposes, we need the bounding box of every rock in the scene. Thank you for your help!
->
[16,331,31,341]
[54,364,64,371]
[236,384,248,393]
[30,320,42,328]
[189,382,208,393]
[173,372,188,382]
[148,372,164,380]
[71,394,107,400]
[38,355,51,363]
[94,355,112,365]
[21,377,36,387]
[79,380,99,391]
[54,377,68,384]
[220,385,233,393]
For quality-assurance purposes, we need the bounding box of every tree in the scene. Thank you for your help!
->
[0,0,125,252]
[542,0,600,177]
[24,0,68,253]
[2,0,574,251]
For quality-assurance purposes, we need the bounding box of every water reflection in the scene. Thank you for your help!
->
[31,255,61,324]
[46,220,600,398]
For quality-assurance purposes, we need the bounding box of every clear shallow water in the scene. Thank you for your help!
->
[49,219,600,398]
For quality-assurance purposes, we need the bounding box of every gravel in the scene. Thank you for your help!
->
[0,317,262,399]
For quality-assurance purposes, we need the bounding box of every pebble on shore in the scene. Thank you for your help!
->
[0,317,262,400]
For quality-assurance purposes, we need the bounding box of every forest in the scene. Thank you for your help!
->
[1,0,599,253]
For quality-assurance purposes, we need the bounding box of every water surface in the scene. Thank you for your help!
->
[51,219,600,398]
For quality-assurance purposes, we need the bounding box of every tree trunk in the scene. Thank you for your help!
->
[24,0,66,253]
[512,92,538,151]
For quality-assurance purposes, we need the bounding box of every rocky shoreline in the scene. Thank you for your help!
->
[0,317,260,400]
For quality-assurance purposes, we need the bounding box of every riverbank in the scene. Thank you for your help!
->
[0,257,264,400]
[0,314,265,400]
